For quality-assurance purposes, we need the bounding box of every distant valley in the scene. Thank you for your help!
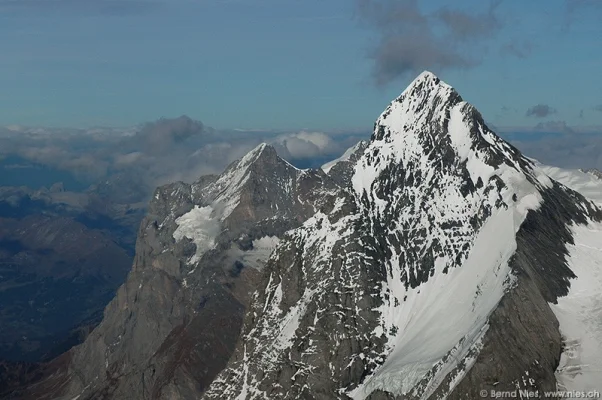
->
[0,181,144,363]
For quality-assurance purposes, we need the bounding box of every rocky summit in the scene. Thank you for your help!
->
[14,72,602,400]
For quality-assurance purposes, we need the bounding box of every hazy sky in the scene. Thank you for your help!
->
[1,0,601,130]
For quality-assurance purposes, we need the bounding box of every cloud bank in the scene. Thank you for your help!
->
[0,117,368,200]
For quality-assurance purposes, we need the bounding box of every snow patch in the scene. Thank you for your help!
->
[252,236,281,252]
[448,103,495,185]
[274,288,316,351]
[173,205,220,265]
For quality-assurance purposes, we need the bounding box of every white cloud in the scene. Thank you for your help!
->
[273,131,338,159]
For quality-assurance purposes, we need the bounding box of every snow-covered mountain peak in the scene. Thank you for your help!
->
[227,142,299,177]
[194,143,298,220]
[376,70,458,133]
[353,72,552,204]
[202,73,582,400]
[343,74,562,397]
[401,70,454,100]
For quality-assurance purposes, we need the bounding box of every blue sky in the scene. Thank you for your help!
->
[1,0,601,131]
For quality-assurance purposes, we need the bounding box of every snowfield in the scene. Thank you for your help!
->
[228,236,281,270]
[551,222,602,393]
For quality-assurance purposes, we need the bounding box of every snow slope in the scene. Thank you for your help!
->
[349,71,553,399]
[349,207,518,399]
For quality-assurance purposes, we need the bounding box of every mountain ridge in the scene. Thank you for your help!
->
[202,71,602,399]
[14,140,345,400]
[8,71,602,400]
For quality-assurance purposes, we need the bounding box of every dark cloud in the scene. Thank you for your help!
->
[435,3,502,41]
[500,41,534,59]
[356,0,504,86]
[131,115,206,155]
[594,105,602,113]
[526,104,557,118]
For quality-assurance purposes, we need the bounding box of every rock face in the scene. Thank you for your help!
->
[23,144,341,400]
[201,72,602,399]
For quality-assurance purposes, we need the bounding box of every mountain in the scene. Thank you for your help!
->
[11,72,602,400]
[13,144,343,400]
[201,72,602,399]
